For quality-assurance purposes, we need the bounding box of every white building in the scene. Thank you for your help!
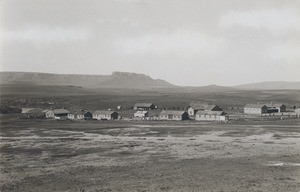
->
[244,104,268,115]
[45,109,69,120]
[93,110,118,120]
[195,111,227,122]
[187,103,223,117]
[134,111,149,118]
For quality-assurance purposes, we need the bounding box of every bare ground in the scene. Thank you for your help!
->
[0,119,300,192]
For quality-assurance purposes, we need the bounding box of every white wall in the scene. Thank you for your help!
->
[244,108,262,115]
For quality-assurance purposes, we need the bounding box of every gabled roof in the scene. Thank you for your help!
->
[93,110,117,115]
[134,103,154,108]
[159,110,187,116]
[74,110,91,115]
[244,104,266,108]
[51,109,69,114]
[134,111,148,114]
[196,111,225,116]
[264,103,285,108]
[22,108,35,113]
[189,103,220,111]
[22,108,45,114]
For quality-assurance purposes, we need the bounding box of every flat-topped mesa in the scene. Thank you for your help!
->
[111,71,152,80]
[0,71,175,88]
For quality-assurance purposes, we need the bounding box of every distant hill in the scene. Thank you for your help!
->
[179,85,238,92]
[1,71,299,90]
[234,81,300,90]
[0,71,174,88]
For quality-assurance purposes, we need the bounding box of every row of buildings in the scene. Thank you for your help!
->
[134,102,228,121]
[22,102,228,121]
[21,102,296,122]
[44,109,119,120]
[244,103,286,115]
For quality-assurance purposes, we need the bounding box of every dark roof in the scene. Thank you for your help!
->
[47,109,69,114]
[134,103,154,108]
[189,103,219,111]
[244,104,267,108]
[196,111,225,116]
[264,103,285,108]
[93,110,117,115]
[159,110,187,116]
[74,110,90,115]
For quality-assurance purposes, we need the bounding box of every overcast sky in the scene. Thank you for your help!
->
[0,0,299,86]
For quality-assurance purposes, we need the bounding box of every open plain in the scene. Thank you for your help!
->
[1,117,299,192]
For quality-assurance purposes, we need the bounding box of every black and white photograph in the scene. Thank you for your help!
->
[0,0,300,191]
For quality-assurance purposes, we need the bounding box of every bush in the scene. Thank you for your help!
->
[0,105,22,114]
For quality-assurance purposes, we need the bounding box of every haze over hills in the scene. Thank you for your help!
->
[0,71,174,88]
[234,81,300,90]
[0,71,299,90]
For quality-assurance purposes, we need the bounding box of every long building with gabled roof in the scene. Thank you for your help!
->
[93,110,118,120]
[244,104,268,115]
[159,110,189,121]
[195,110,227,122]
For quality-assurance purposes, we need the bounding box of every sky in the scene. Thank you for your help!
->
[0,0,300,86]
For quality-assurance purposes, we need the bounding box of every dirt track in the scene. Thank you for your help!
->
[0,119,300,191]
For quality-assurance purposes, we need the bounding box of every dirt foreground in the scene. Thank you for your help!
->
[0,119,300,191]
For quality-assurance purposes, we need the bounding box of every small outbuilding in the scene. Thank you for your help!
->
[159,110,189,121]
[244,104,268,115]
[195,111,228,122]
[134,103,155,111]
[93,110,118,120]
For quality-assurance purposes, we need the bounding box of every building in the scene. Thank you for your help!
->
[134,103,155,111]
[134,111,149,118]
[244,104,268,115]
[159,110,189,121]
[295,108,300,115]
[265,103,286,113]
[22,108,47,119]
[195,111,228,122]
[93,110,118,120]
[45,109,69,120]
[188,102,223,117]
[68,109,92,120]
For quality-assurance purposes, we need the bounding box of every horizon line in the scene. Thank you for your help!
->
[1,70,299,87]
